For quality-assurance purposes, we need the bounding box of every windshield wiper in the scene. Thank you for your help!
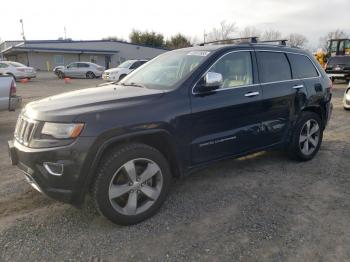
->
[119,82,146,88]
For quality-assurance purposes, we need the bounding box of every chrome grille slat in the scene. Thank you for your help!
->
[14,116,38,146]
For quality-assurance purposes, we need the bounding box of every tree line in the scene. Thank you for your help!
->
[102,20,349,50]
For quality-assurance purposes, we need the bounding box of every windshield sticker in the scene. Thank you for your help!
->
[187,51,210,57]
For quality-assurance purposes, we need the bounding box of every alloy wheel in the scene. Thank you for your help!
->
[299,119,320,156]
[108,158,163,215]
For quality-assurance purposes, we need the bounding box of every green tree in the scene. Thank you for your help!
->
[129,30,164,48]
[165,34,191,49]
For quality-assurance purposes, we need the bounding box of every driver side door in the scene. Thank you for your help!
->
[190,50,263,165]
[65,63,79,77]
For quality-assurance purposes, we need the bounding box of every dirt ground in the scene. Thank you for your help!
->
[0,73,349,261]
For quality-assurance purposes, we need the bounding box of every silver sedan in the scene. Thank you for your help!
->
[56,62,104,79]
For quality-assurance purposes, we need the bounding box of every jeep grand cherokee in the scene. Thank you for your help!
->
[8,43,333,225]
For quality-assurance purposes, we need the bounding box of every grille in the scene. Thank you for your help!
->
[14,116,38,146]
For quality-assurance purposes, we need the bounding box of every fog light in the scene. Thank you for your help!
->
[43,162,64,176]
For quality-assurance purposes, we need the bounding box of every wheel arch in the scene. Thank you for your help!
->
[301,105,325,129]
[76,129,182,205]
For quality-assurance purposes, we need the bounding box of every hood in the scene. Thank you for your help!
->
[23,84,164,122]
[104,67,122,73]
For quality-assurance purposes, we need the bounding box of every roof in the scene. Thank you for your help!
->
[1,39,169,51]
[1,46,119,55]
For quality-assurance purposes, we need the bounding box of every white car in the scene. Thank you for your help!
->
[102,60,148,81]
[344,82,350,110]
[55,62,105,79]
[0,61,36,81]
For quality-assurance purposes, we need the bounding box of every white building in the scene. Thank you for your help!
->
[0,40,167,71]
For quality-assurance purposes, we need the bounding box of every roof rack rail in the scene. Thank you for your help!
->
[258,39,288,46]
[199,36,258,46]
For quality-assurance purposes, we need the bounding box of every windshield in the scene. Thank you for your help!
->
[8,62,26,67]
[118,60,134,68]
[119,50,210,90]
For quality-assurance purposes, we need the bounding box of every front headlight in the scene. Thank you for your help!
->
[41,122,84,139]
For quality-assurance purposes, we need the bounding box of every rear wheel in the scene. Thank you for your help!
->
[92,143,171,225]
[86,71,95,79]
[287,112,323,161]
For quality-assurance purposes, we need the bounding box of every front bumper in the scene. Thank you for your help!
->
[8,137,95,204]
[327,72,350,80]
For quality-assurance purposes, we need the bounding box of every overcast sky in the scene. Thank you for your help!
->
[1,0,349,49]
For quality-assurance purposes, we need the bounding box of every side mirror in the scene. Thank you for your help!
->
[195,72,223,93]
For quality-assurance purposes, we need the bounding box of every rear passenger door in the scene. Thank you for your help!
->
[78,63,90,78]
[256,51,307,146]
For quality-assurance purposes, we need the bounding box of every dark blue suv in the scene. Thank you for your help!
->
[8,42,333,225]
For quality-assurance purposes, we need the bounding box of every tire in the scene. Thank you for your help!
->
[57,71,65,79]
[86,71,95,79]
[119,74,126,81]
[287,111,323,161]
[92,143,172,225]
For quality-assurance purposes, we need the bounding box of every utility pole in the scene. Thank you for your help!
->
[20,19,26,41]
[203,30,207,43]
[64,26,67,40]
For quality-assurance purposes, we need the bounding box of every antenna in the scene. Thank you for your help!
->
[19,19,26,41]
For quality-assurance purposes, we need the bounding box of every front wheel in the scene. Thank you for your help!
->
[92,143,172,225]
[287,111,323,161]
[57,71,65,79]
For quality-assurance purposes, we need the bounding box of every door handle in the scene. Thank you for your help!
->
[244,91,259,97]
[292,84,304,89]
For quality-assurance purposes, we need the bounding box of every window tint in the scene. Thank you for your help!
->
[0,63,8,68]
[78,63,90,68]
[256,52,291,83]
[67,63,78,68]
[130,61,141,69]
[208,51,253,88]
[287,54,319,78]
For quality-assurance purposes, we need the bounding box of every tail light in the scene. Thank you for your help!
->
[10,79,16,97]
[327,78,333,93]
[17,68,25,72]
[97,66,104,71]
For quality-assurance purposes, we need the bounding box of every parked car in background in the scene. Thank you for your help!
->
[55,62,104,79]
[325,56,350,83]
[344,82,350,110]
[0,75,21,111]
[0,61,36,81]
[102,60,148,81]
[8,43,332,225]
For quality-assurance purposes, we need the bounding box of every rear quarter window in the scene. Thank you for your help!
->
[256,51,291,83]
[287,53,319,78]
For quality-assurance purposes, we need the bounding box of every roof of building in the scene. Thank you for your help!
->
[0,39,169,51]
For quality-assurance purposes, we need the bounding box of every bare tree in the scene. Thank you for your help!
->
[261,29,282,41]
[240,26,261,38]
[287,33,308,47]
[319,29,348,49]
[207,20,237,41]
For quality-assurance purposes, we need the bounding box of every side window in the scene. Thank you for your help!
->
[208,51,253,89]
[67,63,77,69]
[287,54,319,79]
[0,63,9,68]
[130,61,141,69]
[78,63,90,68]
[256,51,291,83]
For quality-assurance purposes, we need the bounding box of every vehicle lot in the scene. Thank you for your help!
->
[0,73,350,261]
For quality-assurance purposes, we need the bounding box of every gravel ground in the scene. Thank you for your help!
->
[0,73,349,261]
